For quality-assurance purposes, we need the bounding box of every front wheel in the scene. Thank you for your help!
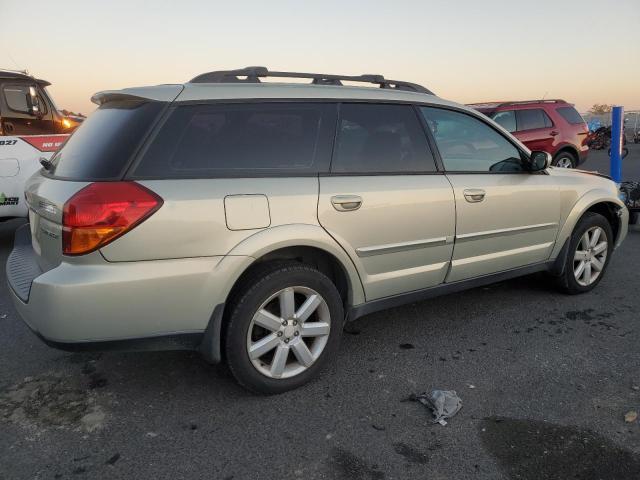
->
[225,262,344,394]
[557,212,613,294]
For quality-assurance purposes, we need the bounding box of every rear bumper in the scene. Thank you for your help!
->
[576,146,589,166]
[7,225,42,303]
[7,225,250,353]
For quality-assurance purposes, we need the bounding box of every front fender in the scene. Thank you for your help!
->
[551,188,627,259]
[225,223,366,306]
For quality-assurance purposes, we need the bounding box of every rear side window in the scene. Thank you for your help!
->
[556,106,585,125]
[49,101,165,180]
[3,85,30,113]
[516,109,553,131]
[133,103,335,177]
[490,110,516,132]
[332,103,435,173]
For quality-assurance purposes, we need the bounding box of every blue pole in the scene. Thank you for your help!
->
[610,105,624,183]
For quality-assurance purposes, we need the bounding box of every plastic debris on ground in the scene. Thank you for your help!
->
[404,390,462,426]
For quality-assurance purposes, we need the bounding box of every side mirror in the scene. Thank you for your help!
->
[26,86,41,117]
[529,151,551,171]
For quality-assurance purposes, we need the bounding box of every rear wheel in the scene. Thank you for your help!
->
[557,212,613,294]
[225,262,343,394]
[553,151,576,168]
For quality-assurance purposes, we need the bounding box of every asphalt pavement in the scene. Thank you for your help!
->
[582,142,640,181]
[1,148,639,479]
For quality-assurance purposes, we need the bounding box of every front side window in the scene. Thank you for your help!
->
[332,103,435,173]
[133,102,335,178]
[420,107,524,172]
[490,110,516,132]
[3,85,30,114]
[516,108,553,131]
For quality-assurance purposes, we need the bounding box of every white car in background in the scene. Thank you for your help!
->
[0,135,68,219]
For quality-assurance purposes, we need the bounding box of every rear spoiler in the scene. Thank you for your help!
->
[91,84,184,106]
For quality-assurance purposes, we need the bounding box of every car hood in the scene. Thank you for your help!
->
[546,166,618,192]
[571,168,612,181]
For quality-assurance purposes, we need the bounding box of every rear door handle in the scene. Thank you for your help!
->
[331,195,362,212]
[550,130,559,136]
[463,189,486,203]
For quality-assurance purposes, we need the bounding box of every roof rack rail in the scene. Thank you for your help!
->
[189,66,434,95]
[468,99,567,108]
[0,68,29,75]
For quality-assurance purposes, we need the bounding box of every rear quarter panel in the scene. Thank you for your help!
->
[100,178,321,261]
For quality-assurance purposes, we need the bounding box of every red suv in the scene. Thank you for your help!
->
[468,100,589,168]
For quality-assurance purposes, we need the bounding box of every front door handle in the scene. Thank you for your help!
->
[331,195,363,212]
[463,189,486,203]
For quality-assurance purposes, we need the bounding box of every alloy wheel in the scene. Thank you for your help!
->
[556,156,574,168]
[246,286,331,379]
[573,226,608,286]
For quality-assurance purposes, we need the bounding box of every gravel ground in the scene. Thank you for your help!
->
[1,148,639,479]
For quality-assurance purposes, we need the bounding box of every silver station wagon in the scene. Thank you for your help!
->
[7,67,628,393]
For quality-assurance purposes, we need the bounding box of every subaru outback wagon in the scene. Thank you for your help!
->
[7,67,628,394]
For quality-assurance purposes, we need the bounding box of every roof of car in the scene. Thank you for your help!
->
[92,66,468,111]
[0,69,51,87]
[92,82,464,111]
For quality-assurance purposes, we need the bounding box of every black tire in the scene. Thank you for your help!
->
[557,212,613,294]
[553,151,576,168]
[225,262,344,394]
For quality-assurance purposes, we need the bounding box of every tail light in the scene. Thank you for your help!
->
[63,182,163,255]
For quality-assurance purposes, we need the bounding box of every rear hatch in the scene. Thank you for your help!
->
[25,97,170,272]
[554,105,590,146]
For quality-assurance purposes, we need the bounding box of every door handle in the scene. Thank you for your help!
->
[550,130,559,136]
[331,195,362,212]
[463,189,486,203]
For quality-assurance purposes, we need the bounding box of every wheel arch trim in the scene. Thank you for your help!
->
[225,224,366,306]
[553,144,579,164]
[551,190,626,259]
[198,224,366,364]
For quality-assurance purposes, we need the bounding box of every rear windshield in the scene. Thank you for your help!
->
[131,102,335,178]
[556,106,585,125]
[48,100,164,180]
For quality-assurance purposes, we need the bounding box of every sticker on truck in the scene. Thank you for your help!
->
[0,193,19,206]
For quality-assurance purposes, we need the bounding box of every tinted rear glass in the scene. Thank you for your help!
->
[556,106,585,125]
[332,103,435,173]
[48,101,164,180]
[132,102,335,178]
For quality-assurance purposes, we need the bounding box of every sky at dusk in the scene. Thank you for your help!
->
[1,0,638,115]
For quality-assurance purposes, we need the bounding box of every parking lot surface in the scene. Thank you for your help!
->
[1,146,639,480]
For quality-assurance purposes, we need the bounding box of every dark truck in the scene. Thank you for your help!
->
[0,69,82,136]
